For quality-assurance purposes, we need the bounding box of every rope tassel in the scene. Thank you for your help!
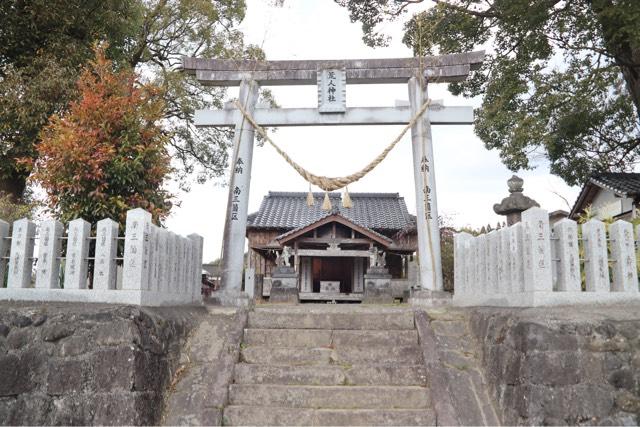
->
[321,192,332,211]
[307,186,314,207]
[342,187,352,208]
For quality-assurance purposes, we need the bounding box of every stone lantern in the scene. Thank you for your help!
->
[493,175,540,226]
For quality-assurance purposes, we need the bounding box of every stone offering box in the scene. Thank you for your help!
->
[454,206,640,307]
[320,281,340,293]
[0,208,204,306]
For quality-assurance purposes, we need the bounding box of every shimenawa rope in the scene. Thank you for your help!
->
[233,98,432,192]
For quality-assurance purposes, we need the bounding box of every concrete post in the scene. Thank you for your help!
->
[499,228,511,293]
[188,233,204,302]
[475,234,487,293]
[64,218,91,289]
[609,220,638,292]
[486,231,499,294]
[123,208,152,290]
[522,207,553,292]
[553,219,581,292]
[35,220,63,289]
[408,76,442,291]
[453,233,472,294]
[94,218,119,290]
[149,225,159,291]
[220,79,260,297]
[582,219,610,292]
[7,218,36,288]
[508,222,524,292]
[157,228,169,293]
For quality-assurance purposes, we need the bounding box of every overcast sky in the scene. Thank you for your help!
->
[165,0,580,262]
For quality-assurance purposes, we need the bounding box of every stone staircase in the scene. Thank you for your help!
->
[222,305,435,426]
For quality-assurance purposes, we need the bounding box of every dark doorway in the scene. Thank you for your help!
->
[312,257,353,293]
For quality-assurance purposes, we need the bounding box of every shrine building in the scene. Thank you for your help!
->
[246,191,418,301]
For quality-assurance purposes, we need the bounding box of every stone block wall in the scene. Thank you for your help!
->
[470,306,640,425]
[0,302,203,425]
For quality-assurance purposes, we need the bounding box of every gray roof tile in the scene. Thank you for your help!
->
[248,192,412,231]
[590,173,640,196]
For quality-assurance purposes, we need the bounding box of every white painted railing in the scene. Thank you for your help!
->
[454,207,640,307]
[0,208,203,306]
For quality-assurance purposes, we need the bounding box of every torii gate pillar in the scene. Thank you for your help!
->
[409,76,443,291]
[219,79,259,303]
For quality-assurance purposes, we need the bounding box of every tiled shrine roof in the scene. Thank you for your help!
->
[590,173,640,196]
[570,172,640,219]
[247,192,413,232]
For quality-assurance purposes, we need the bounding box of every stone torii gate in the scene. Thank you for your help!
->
[182,51,484,302]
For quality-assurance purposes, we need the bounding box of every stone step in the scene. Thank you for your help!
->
[233,363,428,386]
[248,306,415,330]
[223,406,436,426]
[228,384,431,409]
[240,345,424,365]
[243,328,419,348]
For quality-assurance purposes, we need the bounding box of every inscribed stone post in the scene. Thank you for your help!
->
[0,220,9,285]
[176,237,186,294]
[454,233,472,293]
[170,232,180,293]
[64,218,91,289]
[464,237,476,294]
[552,219,581,292]
[184,236,193,295]
[7,218,36,288]
[245,268,255,299]
[581,219,610,292]
[93,218,118,290]
[149,225,159,291]
[475,234,487,294]
[609,220,638,292]
[123,208,152,290]
[522,207,553,292]
[486,231,499,294]
[220,79,260,294]
[508,223,524,293]
[188,233,204,302]
[35,220,63,289]
[483,233,491,294]
[499,228,511,293]
[408,76,443,291]
[157,229,169,293]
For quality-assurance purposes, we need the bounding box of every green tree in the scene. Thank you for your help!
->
[31,47,172,225]
[0,0,138,199]
[1,0,264,200]
[336,0,640,186]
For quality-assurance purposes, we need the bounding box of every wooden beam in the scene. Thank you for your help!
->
[182,51,484,73]
[194,106,473,127]
[192,64,472,86]
[297,249,371,258]
[296,238,372,245]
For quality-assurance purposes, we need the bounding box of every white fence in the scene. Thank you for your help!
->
[454,207,640,307]
[0,208,203,306]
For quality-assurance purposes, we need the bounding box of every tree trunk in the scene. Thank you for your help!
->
[0,172,28,201]
[591,0,640,120]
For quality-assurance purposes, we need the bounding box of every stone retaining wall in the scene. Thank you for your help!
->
[470,305,640,425]
[0,302,204,425]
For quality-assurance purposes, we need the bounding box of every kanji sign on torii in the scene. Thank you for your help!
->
[182,51,484,301]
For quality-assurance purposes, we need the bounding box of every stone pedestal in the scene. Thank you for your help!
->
[270,266,299,304]
[408,289,452,307]
[206,290,252,307]
[364,267,393,304]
